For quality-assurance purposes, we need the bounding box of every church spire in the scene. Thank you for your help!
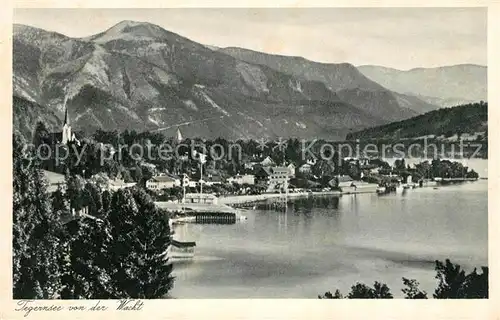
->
[177,127,183,142]
[63,96,70,126]
[62,95,72,145]
[64,107,70,126]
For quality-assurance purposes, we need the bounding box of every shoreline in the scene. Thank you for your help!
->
[218,190,378,205]
[161,180,481,212]
[218,180,479,206]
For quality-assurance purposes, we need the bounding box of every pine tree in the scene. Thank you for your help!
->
[65,174,84,214]
[56,178,114,299]
[106,188,174,298]
[32,121,51,147]
[82,182,103,216]
[59,216,113,299]
[13,133,62,298]
[433,259,467,298]
[402,278,428,299]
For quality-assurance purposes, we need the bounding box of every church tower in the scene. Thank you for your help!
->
[61,98,72,145]
[176,127,183,143]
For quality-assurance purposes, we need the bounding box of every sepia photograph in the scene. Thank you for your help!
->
[11,7,488,300]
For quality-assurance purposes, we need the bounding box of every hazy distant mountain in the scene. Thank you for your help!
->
[13,21,437,140]
[357,64,487,107]
[219,47,439,119]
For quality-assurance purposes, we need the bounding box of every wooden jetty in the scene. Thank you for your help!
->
[194,212,236,224]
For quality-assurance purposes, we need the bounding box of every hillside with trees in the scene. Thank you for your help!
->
[346,102,487,140]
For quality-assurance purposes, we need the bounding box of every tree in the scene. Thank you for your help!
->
[347,162,361,180]
[106,188,174,298]
[32,121,53,170]
[402,278,427,299]
[319,260,487,299]
[347,282,393,299]
[466,169,479,179]
[319,282,393,299]
[32,121,51,147]
[59,217,113,299]
[433,259,467,298]
[66,174,85,213]
[462,267,488,298]
[312,159,335,180]
[89,172,110,190]
[13,133,62,299]
[318,289,343,299]
[82,182,103,216]
[133,165,143,183]
[394,159,406,171]
[434,259,488,298]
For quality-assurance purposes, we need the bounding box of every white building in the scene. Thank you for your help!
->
[184,193,218,205]
[260,156,276,167]
[336,175,355,188]
[146,175,181,190]
[108,179,137,191]
[43,170,66,193]
[298,163,312,174]
[227,174,255,185]
[269,167,290,184]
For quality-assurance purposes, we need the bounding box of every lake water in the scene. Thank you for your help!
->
[170,162,488,298]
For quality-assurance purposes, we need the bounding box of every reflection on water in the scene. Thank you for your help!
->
[170,178,488,299]
[291,196,340,212]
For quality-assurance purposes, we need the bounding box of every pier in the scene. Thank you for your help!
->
[194,212,236,224]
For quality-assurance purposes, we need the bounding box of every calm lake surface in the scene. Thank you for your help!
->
[170,161,488,298]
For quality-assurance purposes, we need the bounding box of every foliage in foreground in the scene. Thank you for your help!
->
[13,132,174,299]
[319,259,488,299]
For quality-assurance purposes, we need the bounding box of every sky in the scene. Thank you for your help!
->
[14,8,487,70]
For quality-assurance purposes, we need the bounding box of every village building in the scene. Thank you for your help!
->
[43,170,66,193]
[298,163,312,174]
[305,158,317,166]
[227,174,255,185]
[254,166,273,185]
[146,174,181,190]
[243,162,257,170]
[260,156,276,167]
[335,175,355,188]
[108,178,137,191]
[286,163,296,177]
[269,167,290,184]
[202,174,225,186]
[184,193,218,205]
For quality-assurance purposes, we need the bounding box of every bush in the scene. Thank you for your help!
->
[319,259,488,299]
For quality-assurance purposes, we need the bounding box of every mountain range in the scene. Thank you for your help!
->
[13,21,487,141]
[357,64,487,107]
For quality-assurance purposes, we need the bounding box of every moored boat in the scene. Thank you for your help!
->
[376,186,387,194]
[167,239,196,261]
[395,185,404,194]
